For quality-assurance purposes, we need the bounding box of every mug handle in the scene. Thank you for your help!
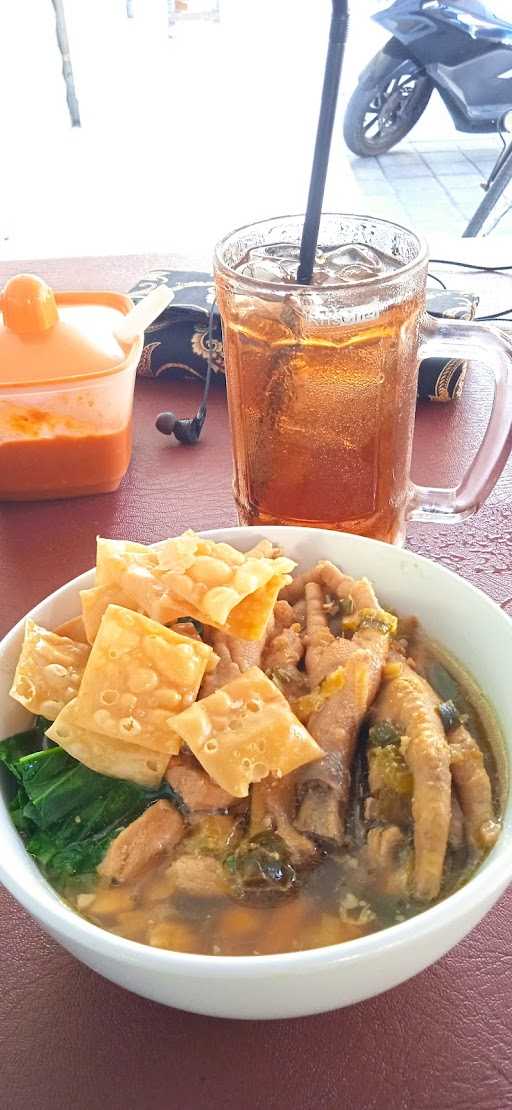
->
[408,314,512,523]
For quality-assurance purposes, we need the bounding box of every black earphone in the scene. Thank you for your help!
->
[155,298,215,445]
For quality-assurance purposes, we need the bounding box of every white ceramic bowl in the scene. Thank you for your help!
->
[1,527,511,1020]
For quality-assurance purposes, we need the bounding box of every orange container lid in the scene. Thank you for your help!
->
[0,274,136,388]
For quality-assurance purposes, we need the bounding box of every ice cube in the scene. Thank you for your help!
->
[235,240,401,287]
[262,243,301,262]
[236,257,298,283]
[235,243,299,284]
[314,242,401,284]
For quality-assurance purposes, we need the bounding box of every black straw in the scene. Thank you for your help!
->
[297,0,349,285]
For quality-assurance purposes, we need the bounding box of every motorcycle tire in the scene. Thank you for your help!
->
[463,152,512,236]
[343,47,433,158]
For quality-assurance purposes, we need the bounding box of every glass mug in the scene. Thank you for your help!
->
[214,213,512,545]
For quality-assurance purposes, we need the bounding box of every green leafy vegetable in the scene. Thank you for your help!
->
[427,660,479,736]
[343,607,398,637]
[2,724,172,880]
[368,721,402,748]
[15,746,73,789]
[21,801,40,826]
[9,786,34,833]
[360,617,395,635]
[340,596,355,618]
[227,831,297,901]
[0,729,45,832]
[25,778,146,879]
[42,780,145,847]
[25,829,59,867]
[368,745,413,797]
[437,699,464,732]
[28,832,119,879]
[11,748,141,830]
[0,729,40,778]
[366,744,413,826]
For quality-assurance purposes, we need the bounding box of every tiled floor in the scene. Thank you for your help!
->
[347,137,505,238]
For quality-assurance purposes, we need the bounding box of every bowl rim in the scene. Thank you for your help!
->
[1,525,511,977]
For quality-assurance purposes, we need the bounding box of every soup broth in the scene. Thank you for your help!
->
[58,638,501,956]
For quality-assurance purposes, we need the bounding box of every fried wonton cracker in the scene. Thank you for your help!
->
[225,573,291,641]
[54,616,89,644]
[154,533,295,638]
[9,619,90,720]
[80,583,144,644]
[86,532,295,642]
[47,698,169,788]
[168,666,324,797]
[80,539,166,643]
[95,538,159,587]
[74,604,213,753]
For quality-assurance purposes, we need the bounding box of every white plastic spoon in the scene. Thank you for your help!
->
[114,284,174,346]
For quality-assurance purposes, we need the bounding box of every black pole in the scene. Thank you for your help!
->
[297,0,349,284]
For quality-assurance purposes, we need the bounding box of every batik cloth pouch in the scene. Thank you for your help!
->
[130,270,477,402]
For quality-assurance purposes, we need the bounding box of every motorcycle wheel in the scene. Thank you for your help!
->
[343,49,433,157]
[463,149,512,236]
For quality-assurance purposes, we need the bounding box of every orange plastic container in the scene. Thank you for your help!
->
[0,275,143,500]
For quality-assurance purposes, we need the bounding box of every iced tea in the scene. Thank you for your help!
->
[215,215,427,544]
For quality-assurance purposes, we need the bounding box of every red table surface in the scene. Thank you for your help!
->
[2,256,512,1110]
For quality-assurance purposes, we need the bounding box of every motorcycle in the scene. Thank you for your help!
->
[343,0,512,235]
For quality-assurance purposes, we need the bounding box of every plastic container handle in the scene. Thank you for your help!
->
[408,314,512,523]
